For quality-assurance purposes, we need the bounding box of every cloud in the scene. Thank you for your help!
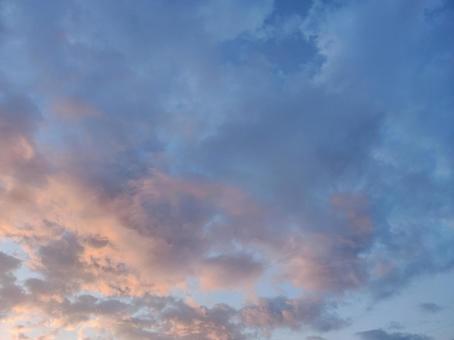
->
[0,266,342,339]
[200,253,264,290]
[0,85,48,188]
[0,252,25,317]
[0,0,453,339]
[199,0,274,41]
[0,251,21,274]
[241,296,347,333]
[357,329,433,340]
[419,302,443,313]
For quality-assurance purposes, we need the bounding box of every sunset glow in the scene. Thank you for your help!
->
[0,1,453,339]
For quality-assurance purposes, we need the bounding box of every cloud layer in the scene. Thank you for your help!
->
[0,0,453,339]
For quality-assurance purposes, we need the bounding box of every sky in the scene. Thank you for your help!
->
[0,0,453,339]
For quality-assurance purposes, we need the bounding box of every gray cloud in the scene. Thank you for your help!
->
[0,252,25,317]
[419,302,443,314]
[0,251,21,274]
[241,296,347,333]
[357,329,433,340]
[0,85,48,187]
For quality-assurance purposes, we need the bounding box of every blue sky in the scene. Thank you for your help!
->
[0,0,453,339]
